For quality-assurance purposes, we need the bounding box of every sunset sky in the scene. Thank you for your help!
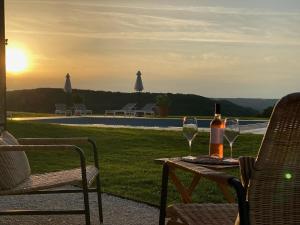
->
[5,0,300,98]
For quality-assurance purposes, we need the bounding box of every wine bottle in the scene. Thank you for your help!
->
[209,103,224,158]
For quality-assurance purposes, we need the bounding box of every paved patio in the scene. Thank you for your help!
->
[0,191,159,225]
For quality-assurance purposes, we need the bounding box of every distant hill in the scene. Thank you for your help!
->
[216,98,278,112]
[7,88,258,116]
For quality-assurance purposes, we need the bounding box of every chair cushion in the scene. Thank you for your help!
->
[0,131,31,190]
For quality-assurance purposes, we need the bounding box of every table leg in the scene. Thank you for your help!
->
[169,168,201,203]
[217,183,235,203]
[169,169,191,203]
[187,175,201,195]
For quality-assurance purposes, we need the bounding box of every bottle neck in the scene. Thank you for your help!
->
[214,104,221,116]
[214,113,221,119]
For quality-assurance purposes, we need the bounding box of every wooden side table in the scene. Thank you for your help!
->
[157,157,241,225]
[156,157,238,203]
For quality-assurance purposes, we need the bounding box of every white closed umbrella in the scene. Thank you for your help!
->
[64,73,72,94]
[134,71,144,92]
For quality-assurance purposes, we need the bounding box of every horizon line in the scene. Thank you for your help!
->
[6,87,279,99]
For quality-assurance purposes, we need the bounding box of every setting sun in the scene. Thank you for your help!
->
[6,47,28,73]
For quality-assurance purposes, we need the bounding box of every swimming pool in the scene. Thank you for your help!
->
[28,116,268,129]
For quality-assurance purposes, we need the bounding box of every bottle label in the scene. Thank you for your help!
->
[210,128,224,144]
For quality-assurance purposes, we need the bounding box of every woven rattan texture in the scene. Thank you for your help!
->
[0,131,31,190]
[167,203,238,225]
[239,157,255,192]
[0,165,98,195]
[249,93,300,225]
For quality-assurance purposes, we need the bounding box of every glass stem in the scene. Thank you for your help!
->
[189,140,192,156]
[230,143,233,158]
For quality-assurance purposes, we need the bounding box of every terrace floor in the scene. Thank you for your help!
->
[0,186,159,225]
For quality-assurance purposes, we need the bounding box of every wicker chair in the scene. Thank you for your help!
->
[160,92,300,225]
[0,137,103,225]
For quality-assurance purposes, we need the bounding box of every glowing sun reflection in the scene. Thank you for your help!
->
[6,47,29,74]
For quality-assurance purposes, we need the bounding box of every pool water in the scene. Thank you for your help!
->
[32,116,268,128]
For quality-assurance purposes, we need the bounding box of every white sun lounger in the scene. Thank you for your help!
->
[74,104,93,116]
[54,104,67,115]
[131,103,156,117]
[105,103,137,116]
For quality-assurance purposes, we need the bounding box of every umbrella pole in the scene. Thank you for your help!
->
[66,93,72,108]
[0,0,6,131]
[136,91,141,107]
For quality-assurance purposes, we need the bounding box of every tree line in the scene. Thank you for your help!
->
[7,88,259,116]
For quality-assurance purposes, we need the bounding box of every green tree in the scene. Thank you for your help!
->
[72,94,84,104]
[261,106,274,118]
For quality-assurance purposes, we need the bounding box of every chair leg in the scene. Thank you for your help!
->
[82,180,91,225]
[96,174,103,224]
[88,139,103,224]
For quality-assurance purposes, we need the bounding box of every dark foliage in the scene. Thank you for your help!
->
[261,106,274,118]
[72,93,84,104]
[6,88,258,116]
[156,94,171,107]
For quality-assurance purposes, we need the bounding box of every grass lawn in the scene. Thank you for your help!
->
[9,112,56,118]
[7,121,263,207]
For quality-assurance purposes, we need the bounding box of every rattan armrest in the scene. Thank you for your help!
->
[18,138,100,170]
[0,144,87,167]
[0,145,86,170]
[0,144,81,153]
[18,137,89,145]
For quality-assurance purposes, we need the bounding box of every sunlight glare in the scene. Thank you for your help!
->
[6,47,28,73]
[284,173,292,180]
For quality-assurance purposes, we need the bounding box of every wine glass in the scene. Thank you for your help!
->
[182,117,198,158]
[224,118,240,159]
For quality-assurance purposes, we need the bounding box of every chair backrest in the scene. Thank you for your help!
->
[74,104,86,110]
[55,104,66,110]
[122,103,136,110]
[141,103,156,111]
[248,93,300,225]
